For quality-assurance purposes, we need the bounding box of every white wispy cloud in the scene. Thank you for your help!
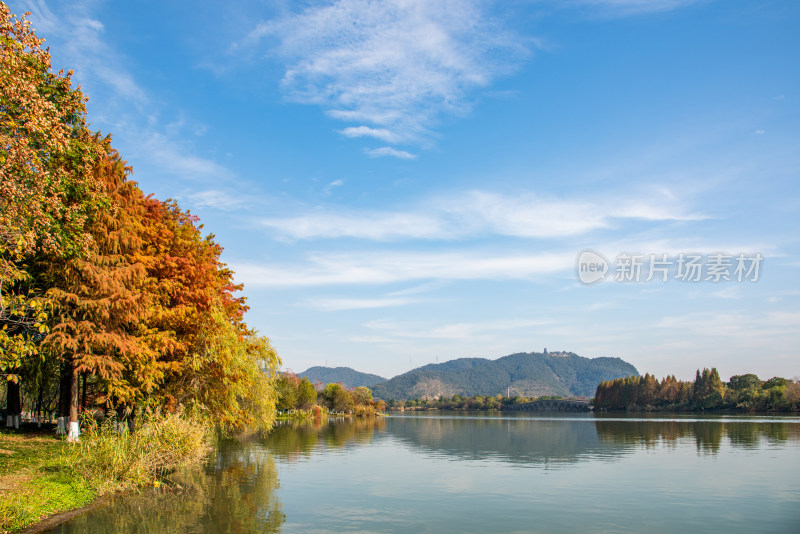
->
[258,189,706,241]
[302,296,420,312]
[712,286,740,299]
[339,126,400,143]
[261,211,445,240]
[21,0,147,106]
[386,282,447,297]
[188,190,245,211]
[363,318,553,340]
[322,179,345,195]
[365,147,417,159]
[571,0,701,16]
[18,2,237,189]
[233,250,572,287]
[654,310,800,354]
[245,0,528,145]
[139,133,234,182]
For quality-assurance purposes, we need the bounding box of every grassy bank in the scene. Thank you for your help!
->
[0,429,94,533]
[0,411,212,533]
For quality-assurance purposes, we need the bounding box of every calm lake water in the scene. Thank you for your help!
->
[49,413,800,533]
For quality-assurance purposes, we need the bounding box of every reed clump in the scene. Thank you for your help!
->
[353,404,376,417]
[64,409,213,495]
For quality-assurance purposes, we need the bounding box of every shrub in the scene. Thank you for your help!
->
[64,409,212,495]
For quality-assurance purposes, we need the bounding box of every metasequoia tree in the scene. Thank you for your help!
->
[45,137,151,440]
[2,4,281,438]
[1,4,95,426]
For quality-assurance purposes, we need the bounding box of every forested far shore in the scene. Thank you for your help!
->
[384,394,574,411]
[275,373,386,417]
[595,369,800,412]
[341,368,800,413]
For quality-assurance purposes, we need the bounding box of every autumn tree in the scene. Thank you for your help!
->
[125,190,255,410]
[352,386,373,405]
[296,377,316,409]
[321,383,354,413]
[2,5,283,438]
[658,375,681,405]
[693,368,724,409]
[275,373,300,412]
[181,304,279,435]
[44,136,153,440]
[1,4,97,427]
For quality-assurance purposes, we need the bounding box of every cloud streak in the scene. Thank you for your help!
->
[233,250,572,287]
[339,126,400,143]
[302,296,421,312]
[258,189,707,241]
[188,189,246,211]
[363,318,553,340]
[365,147,416,159]
[18,1,238,189]
[571,0,701,17]
[21,0,147,107]
[246,0,528,145]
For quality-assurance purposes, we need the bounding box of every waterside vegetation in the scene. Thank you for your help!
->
[0,410,210,533]
[275,373,386,419]
[595,369,800,412]
[386,393,570,411]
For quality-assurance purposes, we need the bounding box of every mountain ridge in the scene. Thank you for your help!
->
[296,366,388,389]
[369,351,638,400]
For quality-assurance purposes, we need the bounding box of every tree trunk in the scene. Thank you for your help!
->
[36,383,44,428]
[67,364,80,443]
[81,372,87,412]
[127,408,136,433]
[5,378,21,429]
[57,360,71,435]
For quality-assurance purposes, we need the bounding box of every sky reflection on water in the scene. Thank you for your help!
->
[49,414,800,533]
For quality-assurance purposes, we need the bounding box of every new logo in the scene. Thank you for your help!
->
[576,249,609,284]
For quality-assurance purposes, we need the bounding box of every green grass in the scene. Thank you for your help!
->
[0,430,96,533]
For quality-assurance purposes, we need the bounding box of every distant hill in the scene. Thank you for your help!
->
[297,366,388,389]
[370,351,638,401]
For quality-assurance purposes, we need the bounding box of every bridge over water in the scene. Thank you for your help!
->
[504,399,593,412]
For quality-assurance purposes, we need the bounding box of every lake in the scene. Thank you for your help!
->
[47,413,800,533]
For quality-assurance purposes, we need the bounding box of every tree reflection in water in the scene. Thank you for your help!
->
[263,416,386,462]
[594,418,800,455]
[50,440,285,533]
[49,415,800,533]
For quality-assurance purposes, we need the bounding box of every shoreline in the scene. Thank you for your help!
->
[10,410,798,532]
[18,495,114,534]
[0,413,210,534]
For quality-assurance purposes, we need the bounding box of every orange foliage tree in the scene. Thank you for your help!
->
[2,5,279,438]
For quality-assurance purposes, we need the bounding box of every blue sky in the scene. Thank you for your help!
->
[12,0,799,381]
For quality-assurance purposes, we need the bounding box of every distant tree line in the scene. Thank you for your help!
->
[274,373,386,416]
[386,393,568,411]
[594,369,800,412]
